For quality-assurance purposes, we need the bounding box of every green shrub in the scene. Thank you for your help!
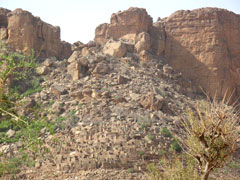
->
[161,127,172,137]
[171,138,182,153]
[147,154,199,180]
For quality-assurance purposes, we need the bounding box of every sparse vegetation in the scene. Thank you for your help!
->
[147,154,199,180]
[170,138,182,153]
[0,42,59,177]
[148,93,239,180]
[179,94,239,180]
[161,127,172,137]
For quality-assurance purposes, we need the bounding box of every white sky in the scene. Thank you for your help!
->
[1,0,240,43]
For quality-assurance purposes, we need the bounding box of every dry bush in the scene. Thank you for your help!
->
[179,93,239,180]
[148,92,239,180]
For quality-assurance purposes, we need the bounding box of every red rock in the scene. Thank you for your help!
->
[163,8,240,98]
[95,7,152,44]
[1,8,72,59]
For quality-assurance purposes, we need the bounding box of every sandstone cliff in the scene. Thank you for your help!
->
[95,7,240,99]
[0,8,72,59]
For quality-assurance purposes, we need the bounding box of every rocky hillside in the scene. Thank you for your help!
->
[0,6,240,180]
[95,7,240,100]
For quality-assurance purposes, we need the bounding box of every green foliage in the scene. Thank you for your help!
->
[161,127,172,137]
[171,138,182,153]
[228,161,240,169]
[139,151,145,159]
[158,149,166,157]
[0,157,22,176]
[0,43,57,177]
[20,80,42,98]
[148,134,154,140]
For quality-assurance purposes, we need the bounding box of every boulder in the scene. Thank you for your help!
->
[140,93,164,111]
[135,32,151,53]
[50,84,68,96]
[92,62,109,75]
[103,40,127,58]
[68,51,80,63]
[67,61,88,80]
[95,7,152,44]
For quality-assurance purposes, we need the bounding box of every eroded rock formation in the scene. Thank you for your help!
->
[95,7,153,44]
[164,8,240,98]
[0,8,72,59]
[95,7,240,99]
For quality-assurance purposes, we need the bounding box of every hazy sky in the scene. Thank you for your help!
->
[1,0,240,43]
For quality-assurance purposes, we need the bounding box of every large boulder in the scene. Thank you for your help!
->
[103,40,127,58]
[0,8,72,59]
[163,8,240,98]
[95,7,153,44]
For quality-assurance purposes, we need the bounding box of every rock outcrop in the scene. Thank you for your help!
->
[95,7,152,45]
[95,7,240,99]
[0,8,72,59]
[164,8,240,98]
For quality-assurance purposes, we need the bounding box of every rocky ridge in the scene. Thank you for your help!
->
[0,6,240,180]
[95,7,240,100]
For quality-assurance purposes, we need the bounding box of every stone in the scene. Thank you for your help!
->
[52,102,64,115]
[87,40,96,48]
[70,91,84,100]
[135,32,151,53]
[24,98,36,108]
[68,51,80,63]
[93,62,109,75]
[43,58,54,67]
[0,27,8,40]
[67,61,88,80]
[117,75,130,84]
[95,7,153,44]
[82,88,93,97]
[81,47,92,56]
[139,50,152,61]
[36,66,48,75]
[60,41,72,59]
[129,92,141,101]
[103,40,127,58]
[163,64,173,74]
[6,129,15,138]
[50,84,68,96]
[79,57,89,66]
[140,93,164,111]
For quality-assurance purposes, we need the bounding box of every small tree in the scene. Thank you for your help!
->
[179,93,239,180]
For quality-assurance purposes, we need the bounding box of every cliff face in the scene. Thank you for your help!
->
[95,7,240,99]
[0,8,72,59]
[164,8,240,98]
